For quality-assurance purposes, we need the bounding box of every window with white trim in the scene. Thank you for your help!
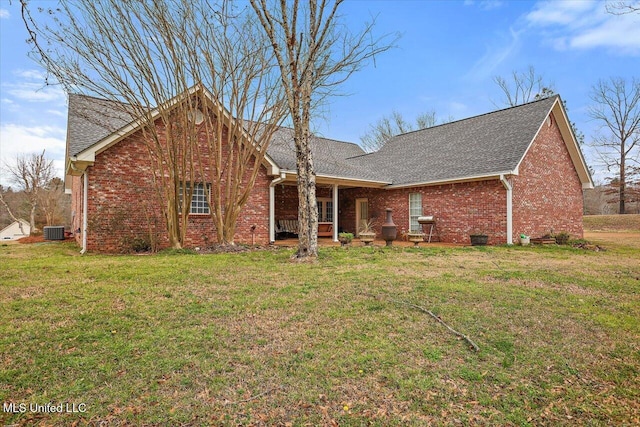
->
[179,182,211,214]
[317,198,333,222]
[409,193,422,232]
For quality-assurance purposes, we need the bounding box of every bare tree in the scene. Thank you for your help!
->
[360,110,443,152]
[493,66,554,107]
[606,1,640,15]
[250,0,394,259]
[5,150,54,234]
[22,0,286,248]
[589,77,640,214]
[0,187,27,235]
[39,177,67,227]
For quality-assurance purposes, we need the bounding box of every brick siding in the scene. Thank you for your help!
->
[75,117,271,253]
[512,112,584,240]
[73,109,584,251]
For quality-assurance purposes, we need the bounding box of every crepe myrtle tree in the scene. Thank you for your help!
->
[22,0,286,248]
[250,0,395,259]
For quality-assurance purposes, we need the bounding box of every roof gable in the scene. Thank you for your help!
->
[364,96,561,186]
[65,86,281,175]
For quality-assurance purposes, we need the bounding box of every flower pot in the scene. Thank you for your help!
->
[359,232,376,246]
[407,233,425,247]
[520,236,530,246]
[470,234,488,246]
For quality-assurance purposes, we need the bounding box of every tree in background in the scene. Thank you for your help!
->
[606,1,640,15]
[22,0,286,248]
[4,150,54,234]
[39,177,68,227]
[589,77,640,214]
[250,0,394,259]
[493,66,554,107]
[360,110,449,152]
[493,65,585,145]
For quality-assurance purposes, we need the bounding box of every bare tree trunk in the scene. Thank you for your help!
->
[250,0,392,259]
[294,121,319,258]
[620,151,626,214]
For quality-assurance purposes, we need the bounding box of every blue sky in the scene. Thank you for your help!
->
[1,0,639,187]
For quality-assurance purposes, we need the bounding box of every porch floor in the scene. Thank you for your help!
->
[272,237,464,248]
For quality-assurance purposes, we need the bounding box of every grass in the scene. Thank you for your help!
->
[584,213,640,232]
[1,234,639,426]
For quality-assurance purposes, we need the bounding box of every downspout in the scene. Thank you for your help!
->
[269,173,286,243]
[500,174,513,245]
[332,184,339,242]
[81,169,89,254]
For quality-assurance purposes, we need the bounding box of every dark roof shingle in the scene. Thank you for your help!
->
[66,93,559,186]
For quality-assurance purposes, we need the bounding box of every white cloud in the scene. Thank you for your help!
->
[3,82,66,104]
[464,0,504,10]
[1,69,66,105]
[467,27,523,80]
[526,0,640,55]
[0,9,9,19]
[0,124,66,185]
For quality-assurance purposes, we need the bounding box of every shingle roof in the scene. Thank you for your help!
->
[66,93,560,186]
[266,127,389,182]
[66,93,135,157]
[359,95,558,186]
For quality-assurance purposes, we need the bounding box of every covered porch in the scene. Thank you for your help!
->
[268,172,389,243]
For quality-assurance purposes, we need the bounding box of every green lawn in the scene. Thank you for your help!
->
[1,238,638,426]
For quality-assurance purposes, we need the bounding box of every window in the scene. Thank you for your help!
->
[317,198,333,222]
[179,182,210,215]
[409,193,422,232]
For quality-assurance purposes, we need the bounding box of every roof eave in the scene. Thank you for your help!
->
[279,169,391,188]
[384,171,517,190]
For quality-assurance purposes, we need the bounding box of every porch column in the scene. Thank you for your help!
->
[269,185,275,242]
[333,184,339,242]
[269,173,286,243]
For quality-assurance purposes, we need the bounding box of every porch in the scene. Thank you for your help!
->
[269,176,390,243]
[272,237,463,248]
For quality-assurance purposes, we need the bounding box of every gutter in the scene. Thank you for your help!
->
[80,169,89,254]
[500,174,513,245]
[269,173,287,243]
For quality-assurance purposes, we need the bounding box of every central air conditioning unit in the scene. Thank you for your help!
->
[44,226,65,241]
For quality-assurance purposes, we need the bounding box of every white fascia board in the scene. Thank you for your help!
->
[279,169,391,187]
[514,97,593,189]
[384,171,516,190]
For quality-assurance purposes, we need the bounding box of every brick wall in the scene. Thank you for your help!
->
[512,112,584,240]
[341,180,507,244]
[80,117,271,253]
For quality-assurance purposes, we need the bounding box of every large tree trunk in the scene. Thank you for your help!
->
[294,124,318,259]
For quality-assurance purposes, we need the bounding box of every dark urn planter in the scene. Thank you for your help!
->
[470,234,488,246]
[381,208,397,246]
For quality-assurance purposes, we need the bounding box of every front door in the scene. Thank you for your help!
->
[355,198,368,236]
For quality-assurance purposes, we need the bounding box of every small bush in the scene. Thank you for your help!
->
[554,232,570,245]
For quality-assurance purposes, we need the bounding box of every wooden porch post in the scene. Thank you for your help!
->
[333,184,339,242]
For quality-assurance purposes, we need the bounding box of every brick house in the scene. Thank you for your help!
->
[65,91,592,252]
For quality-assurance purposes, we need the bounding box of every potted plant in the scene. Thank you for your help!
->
[407,230,425,247]
[338,232,354,246]
[470,232,488,246]
[358,219,376,246]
